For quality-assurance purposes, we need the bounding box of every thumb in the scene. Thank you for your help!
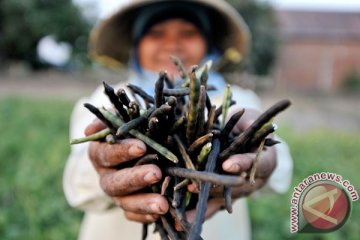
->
[84,119,107,136]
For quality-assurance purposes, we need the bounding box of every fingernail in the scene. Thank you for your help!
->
[223,162,240,172]
[150,203,159,212]
[144,172,160,183]
[128,144,145,156]
[187,184,198,193]
[150,203,163,213]
[145,214,158,222]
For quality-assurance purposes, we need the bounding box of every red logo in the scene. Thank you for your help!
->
[300,182,351,232]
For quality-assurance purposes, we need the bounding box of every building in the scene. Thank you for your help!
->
[273,10,360,91]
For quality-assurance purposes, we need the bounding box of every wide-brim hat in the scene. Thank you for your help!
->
[89,0,250,67]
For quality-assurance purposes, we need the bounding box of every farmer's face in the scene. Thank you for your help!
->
[138,18,207,76]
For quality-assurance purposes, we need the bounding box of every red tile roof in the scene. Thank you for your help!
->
[276,10,360,41]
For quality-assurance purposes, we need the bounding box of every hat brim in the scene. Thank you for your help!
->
[90,0,250,66]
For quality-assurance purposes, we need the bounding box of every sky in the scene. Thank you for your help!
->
[261,0,360,11]
[74,0,360,19]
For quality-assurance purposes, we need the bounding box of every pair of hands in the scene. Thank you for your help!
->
[85,108,277,225]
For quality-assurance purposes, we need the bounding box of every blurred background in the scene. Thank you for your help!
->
[0,0,359,239]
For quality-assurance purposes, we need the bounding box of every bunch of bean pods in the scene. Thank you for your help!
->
[70,58,291,240]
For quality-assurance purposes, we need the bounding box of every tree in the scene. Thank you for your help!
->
[0,0,91,69]
[227,0,280,76]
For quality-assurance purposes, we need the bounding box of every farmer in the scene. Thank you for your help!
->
[63,0,292,239]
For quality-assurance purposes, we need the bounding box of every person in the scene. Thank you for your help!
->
[63,1,293,239]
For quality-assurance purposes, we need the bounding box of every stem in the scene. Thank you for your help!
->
[249,139,266,184]
[155,71,165,108]
[129,129,178,163]
[221,84,232,129]
[165,167,244,186]
[103,82,129,122]
[186,69,200,145]
[188,133,213,154]
[189,139,220,240]
[223,186,233,214]
[70,128,111,144]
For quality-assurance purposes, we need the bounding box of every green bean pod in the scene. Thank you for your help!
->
[70,128,111,144]
[129,129,178,163]
[221,84,232,129]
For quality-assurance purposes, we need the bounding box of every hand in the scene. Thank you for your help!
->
[85,119,169,223]
[220,108,277,198]
[183,108,277,227]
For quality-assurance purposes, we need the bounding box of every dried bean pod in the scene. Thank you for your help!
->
[103,82,130,122]
[127,83,155,104]
[195,85,207,138]
[134,154,158,166]
[205,105,216,134]
[70,128,111,144]
[214,100,236,121]
[221,84,232,129]
[165,167,244,187]
[116,88,131,108]
[128,101,140,119]
[264,138,281,147]
[169,116,186,134]
[147,117,159,138]
[155,71,165,108]
[189,139,220,240]
[83,103,117,132]
[200,65,208,86]
[186,68,200,145]
[129,129,178,163]
[188,133,213,154]
[248,123,276,148]
[223,186,233,213]
[170,55,187,80]
[149,105,172,120]
[220,108,245,141]
[116,107,154,136]
[197,142,212,165]
[219,99,291,160]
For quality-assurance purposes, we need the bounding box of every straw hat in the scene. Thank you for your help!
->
[90,0,250,66]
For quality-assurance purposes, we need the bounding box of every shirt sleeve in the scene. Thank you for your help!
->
[63,86,114,211]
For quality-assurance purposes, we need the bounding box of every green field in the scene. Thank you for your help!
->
[0,97,359,239]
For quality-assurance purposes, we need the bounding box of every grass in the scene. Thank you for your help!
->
[0,97,82,240]
[0,97,359,239]
[249,127,360,240]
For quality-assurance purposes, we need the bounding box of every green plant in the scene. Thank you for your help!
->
[249,127,360,240]
[0,0,90,69]
[0,97,82,239]
[342,71,360,91]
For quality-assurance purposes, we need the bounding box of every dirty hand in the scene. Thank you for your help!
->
[86,119,169,223]
[220,108,277,197]
[184,108,277,225]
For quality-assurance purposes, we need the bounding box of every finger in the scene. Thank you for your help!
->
[187,183,199,193]
[84,119,106,136]
[231,178,266,198]
[124,211,159,224]
[232,108,260,133]
[99,164,162,196]
[208,178,265,198]
[254,147,277,178]
[222,153,255,173]
[89,138,146,167]
[222,148,276,178]
[113,193,168,215]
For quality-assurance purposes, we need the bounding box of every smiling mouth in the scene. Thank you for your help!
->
[160,57,187,69]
